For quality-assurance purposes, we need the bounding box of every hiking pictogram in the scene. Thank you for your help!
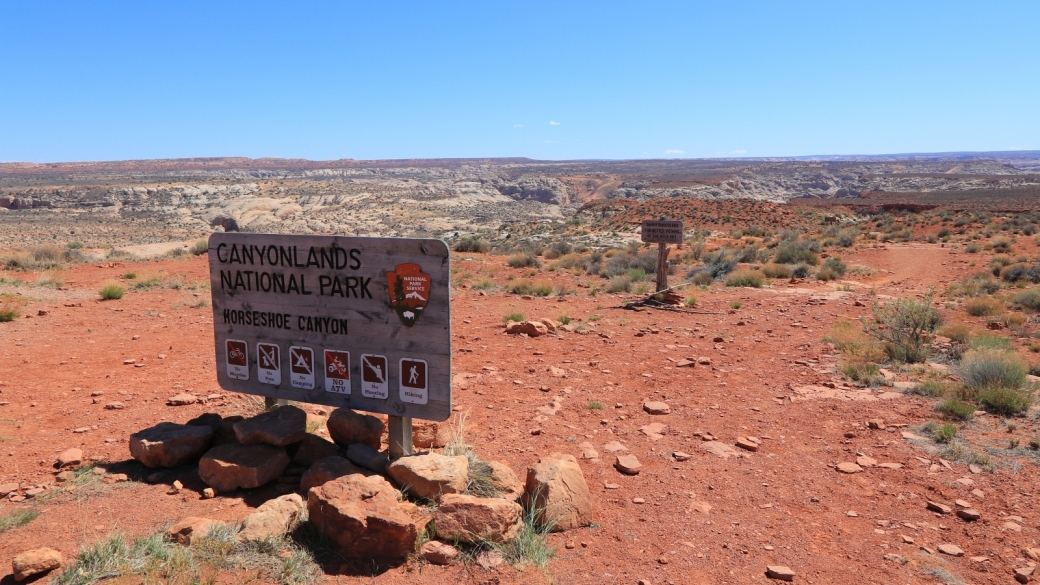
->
[386,263,431,327]
[399,358,428,405]
[360,354,389,399]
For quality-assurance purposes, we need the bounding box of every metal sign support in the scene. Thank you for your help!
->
[388,416,413,458]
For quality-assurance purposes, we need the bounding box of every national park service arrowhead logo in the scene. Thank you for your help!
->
[387,263,431,327]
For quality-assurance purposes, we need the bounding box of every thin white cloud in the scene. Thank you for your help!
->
[514,124,523,128]
[549,121,561,126]
[730,149,747,155]
[664,149,685,155]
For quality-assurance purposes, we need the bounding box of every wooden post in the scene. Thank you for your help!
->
[388,415,413,459]
[655,242,669,292]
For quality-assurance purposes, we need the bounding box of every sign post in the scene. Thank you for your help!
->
[208,233,451,457]
[640,219,683,292]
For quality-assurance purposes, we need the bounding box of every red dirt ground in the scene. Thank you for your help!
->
[2,242,1040,585]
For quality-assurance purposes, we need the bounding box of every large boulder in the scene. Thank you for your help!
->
[129,422,213,468]
[522,452,593,532]
[238,494,305,541]
[214,415,244,446]
[307,474,417,559]
[12,548,63,582]
[186,413,223,433]
[345,443,390,473]
[505,321,548,337]
[385,453,468,501]
[290,433,342,468]
[234,405,307,446]
[488,460,523,501]
[434,494,524,544]
[198,443,289,492]
[300,456,369,494]
[165,517,218,545]
[327,408,384,449]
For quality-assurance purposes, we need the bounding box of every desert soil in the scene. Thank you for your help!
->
[1,243,1038,584]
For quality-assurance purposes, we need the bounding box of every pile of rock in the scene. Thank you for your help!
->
[127,406,594,562]
[504,318,572,337]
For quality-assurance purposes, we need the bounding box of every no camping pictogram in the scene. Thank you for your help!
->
[289,346,315,390]
[324,349,350,394]
[226,339,248,380]
[257,343,281,385]
[399,358,428,405]
[360,354,388,399]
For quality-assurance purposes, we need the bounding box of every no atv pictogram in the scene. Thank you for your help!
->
[324,350,350,394]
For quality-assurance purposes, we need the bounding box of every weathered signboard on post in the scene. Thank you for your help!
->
[640,219,684,244]
[208,233,451,422]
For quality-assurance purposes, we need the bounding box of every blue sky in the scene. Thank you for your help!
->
[1,1,1037,162]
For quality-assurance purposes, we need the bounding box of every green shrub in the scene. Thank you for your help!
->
[966,243,980,253]
[938,399,975,421]
[689,270,714,286]
[588,401,603,410]
[472,278,495,290]
[558,315,571,325]
[99,283,124,300]
[503,312,524,323]
[911,380,948,397]
[1011,288,1040,311]
[960,348,1027,392]
[454,237,490,253]
[964,297,1003,316]
[684,296,697,308]
[931,422,958,443]
[818,257,847,280]
[791,263,812,278]
[189,239,209,256]
[724,269,764,288]
[0,293,23,322]
[506,279,552,296]
[862,292,942,363]
[66,242,84,250]
[969,334,1013,351]
[773,240,819,265]
[978,387,1033,416]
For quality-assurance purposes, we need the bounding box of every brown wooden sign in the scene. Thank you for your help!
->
[208,233,451,421]
[641,220,684,244]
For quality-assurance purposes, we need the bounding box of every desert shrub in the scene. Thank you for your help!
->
[99,283,124,300]
[938,399,975,421]
[816,257,847,281]
[1011,288,1040,311]
[506,279,552,296]
[937,323,971,343]
[990,254,1013,276]
[454,236,490,253]
[990,237,1013,253]
[606,276,632,293]
[0,293,25,322]
[969,334,1013,352]
[773,240,819,265]
[724,269,764,288]
[503,312,524,323]
[627,268,647,282]
[761,263,792,279]
[2,245,66,270]
[791,263,812,278]
[960,347,1027,393]
[1000,263,1040,283]
[840,360,881,385]
[964,297,1003,317]
[929,421,958,443]
[862,292,942,363]
[966,243,980,253]
[910,380,949,397]
[696,248,739,279]
[688,270,714,286]
[950,273,1000,297]
[684,296,697,308]
[1004,311,1027,330]
[825,321,870,353]
[507,252,541,269]
[978,386,1033,416]
[937,228,952,238]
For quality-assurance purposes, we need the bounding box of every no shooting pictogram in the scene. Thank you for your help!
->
[289,346,315,390]
[324,350,350,394]
[226,339,248,380]
[399,358,428,405]
[360,354,388,399]
[257,343,281,385]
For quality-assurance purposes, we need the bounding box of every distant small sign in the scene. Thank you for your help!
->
[641,220,683,244]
